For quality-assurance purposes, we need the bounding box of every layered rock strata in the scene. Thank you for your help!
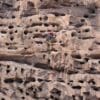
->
[0,0,100,100]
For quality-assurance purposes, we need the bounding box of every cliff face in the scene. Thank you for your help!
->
[0,0,100,100]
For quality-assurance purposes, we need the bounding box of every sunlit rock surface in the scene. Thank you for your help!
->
[0,0,100,100]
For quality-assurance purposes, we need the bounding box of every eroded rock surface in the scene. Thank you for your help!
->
[0,0,100,100]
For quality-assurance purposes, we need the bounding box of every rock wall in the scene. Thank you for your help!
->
[0,0,100,100]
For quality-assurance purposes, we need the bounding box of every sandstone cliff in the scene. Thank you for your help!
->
[0,0,100,100]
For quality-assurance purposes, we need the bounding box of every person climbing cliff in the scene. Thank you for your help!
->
[46,32,56,42]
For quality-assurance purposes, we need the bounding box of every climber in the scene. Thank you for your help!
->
[46,32,55,41]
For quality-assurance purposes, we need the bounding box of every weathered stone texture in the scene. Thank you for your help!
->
[0,0,100,100]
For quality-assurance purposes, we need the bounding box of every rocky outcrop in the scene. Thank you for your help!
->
[0,0,100,100]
